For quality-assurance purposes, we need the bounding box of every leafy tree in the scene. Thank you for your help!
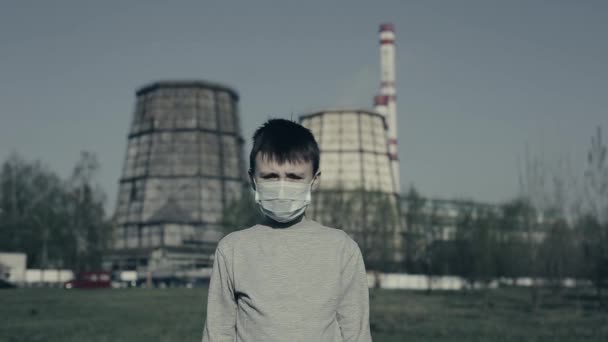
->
[418,199,446,293]
[0,151,110,271]
[496,198,533,282]
[357,189,399,272]
[454,202,499,289]
[0,153,65,268]
[221,184,263,235]
[308,186,401,272]
[402,186,426,273]
[577,214,608,306]
[538,218,580,292]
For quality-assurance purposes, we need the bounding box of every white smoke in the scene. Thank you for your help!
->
[332,64,378,110]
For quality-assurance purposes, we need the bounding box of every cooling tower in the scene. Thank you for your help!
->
[300,109,397,194]
[300,109,403,267]
[107,81,246,272]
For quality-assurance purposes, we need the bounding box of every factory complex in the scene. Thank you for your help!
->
[102,23,441,283]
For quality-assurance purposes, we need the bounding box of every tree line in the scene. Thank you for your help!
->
[403,190,607,306]
[0,151,111,271]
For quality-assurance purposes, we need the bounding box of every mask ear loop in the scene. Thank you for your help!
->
[251,177,260,202]
[309,171,320,190]
[306,172,320,202]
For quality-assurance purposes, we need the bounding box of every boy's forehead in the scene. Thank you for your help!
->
[255,152,313,173]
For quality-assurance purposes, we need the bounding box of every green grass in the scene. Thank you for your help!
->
[1,287,607,341]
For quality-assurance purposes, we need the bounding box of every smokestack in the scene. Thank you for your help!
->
[376,23,400,192]
[373,95,389,117]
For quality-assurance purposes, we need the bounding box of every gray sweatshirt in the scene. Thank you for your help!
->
[201,217,373,342]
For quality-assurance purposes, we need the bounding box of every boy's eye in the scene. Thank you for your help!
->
[258,173,305,181]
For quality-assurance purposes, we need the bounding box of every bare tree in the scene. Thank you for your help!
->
[518,148,542,309]
[67,151,111,272]
[584,126,608,224]
[221,184,263,235]
[580,126,608,306]
[517,134,603,307]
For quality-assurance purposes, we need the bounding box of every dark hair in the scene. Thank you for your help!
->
[249,118,320,175]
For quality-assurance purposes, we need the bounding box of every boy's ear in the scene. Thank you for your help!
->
[311,171,321,191]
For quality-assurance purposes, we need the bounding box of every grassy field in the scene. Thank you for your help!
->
[1,286,607,342]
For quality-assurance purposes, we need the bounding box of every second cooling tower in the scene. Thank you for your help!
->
[300,109,398,194]
[300,109,403,266]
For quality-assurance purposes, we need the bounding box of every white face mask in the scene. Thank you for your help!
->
[253,178,315,223]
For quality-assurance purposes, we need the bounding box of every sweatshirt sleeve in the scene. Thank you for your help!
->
[336,240,373,342]
[201,246,237,342]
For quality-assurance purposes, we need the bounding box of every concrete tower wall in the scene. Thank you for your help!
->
[300,109,397,194]
[110,81,246,271]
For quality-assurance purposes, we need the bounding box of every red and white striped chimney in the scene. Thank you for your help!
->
[375,23,400,193]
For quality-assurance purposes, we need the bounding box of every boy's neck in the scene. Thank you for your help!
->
[262,214,306,229]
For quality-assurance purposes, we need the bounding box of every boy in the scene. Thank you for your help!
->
[202,118,373,342]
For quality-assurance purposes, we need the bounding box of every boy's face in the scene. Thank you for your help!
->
[251,152,320,189]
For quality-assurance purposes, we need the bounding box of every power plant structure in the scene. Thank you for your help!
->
[375,23,400,193]
[298,23,403,267]
[105,23,402,276]
[299,23,401,194]
[299,109,402,268]
[299,109,397,194]
[106,81,247,275]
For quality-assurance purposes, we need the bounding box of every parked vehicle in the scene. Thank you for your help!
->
[64,271,111,289]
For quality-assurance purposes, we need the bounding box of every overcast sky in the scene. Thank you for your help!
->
[1,0,607,213]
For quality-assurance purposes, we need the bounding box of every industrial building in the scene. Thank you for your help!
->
[107,23,403,274]
[298,23,404,268]
[106,80,247,275]
[0,252,26,285]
